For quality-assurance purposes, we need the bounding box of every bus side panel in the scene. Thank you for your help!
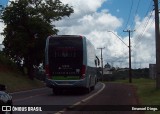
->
[82,37,87,67]
[45,36,50,66]
[85,38,97,88]
[82,37,88,87]
[45,36,52,77]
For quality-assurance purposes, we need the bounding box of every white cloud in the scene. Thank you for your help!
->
[0,22,4,51]
[55,0,156,68]
[132,13,155,68]
[55,0,129,67]
[0,0,156,68]
[60,0,106,15]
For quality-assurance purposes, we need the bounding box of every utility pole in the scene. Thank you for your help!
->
[123,30,135,83]
[153,0,160,89]
[97,47,105,81]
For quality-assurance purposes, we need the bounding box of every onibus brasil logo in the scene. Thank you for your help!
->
[2,106,43,112]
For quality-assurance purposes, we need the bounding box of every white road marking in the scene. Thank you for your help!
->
[54,82,105,114]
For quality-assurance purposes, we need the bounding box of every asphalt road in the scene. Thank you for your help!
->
[11,82,104,114]
[9,82,145,114]
[62,83,145,114]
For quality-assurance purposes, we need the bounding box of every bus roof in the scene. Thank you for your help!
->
[49,35,84,39]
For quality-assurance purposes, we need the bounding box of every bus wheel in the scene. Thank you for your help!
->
[85,87,91,93]
[91,86,95,90]
[91,78,96,90]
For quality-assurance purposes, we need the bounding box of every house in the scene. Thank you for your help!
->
[103,68,113,75]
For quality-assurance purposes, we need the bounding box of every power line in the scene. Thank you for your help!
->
[108,1,154,69]
[124,0,134,30]
[131,1,153,49]
[108,31,128,47]
[108,0,154,70]
[107,31,130,66]
[133,18,154,51]
[120,0,152,37]
[134,0,153,31]
[133,9,154,49]
[130,0,140,29]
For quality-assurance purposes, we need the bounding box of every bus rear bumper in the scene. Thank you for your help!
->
[45,78,87,89]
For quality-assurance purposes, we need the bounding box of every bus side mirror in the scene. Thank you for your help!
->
[95,60,97,66]
[96,56,100,66]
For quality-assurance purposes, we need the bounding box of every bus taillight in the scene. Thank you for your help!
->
[45,65,51,78]
[81,65,86,79]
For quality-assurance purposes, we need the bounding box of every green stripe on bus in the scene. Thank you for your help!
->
[52,76,79,80]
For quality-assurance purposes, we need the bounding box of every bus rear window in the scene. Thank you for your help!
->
[48,37,83,76]
[53,47,77,58]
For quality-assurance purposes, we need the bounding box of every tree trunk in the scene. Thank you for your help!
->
[25,53,35,80]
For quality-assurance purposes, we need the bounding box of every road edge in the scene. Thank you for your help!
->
[55,82,105,114]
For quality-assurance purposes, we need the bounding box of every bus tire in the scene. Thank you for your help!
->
[85,87,91,93]
[91,85,95,90]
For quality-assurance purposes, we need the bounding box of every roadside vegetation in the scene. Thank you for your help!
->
[0,52,45,93]
[0,71,45,93]
[1,51,159,114]
[1,0,73,80]
[114,78,160,114]
[0,0,74,92]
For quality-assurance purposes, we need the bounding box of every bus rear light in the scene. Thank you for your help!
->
[80,35,83,39]
[45,65,51,78]
[81,65,86,79]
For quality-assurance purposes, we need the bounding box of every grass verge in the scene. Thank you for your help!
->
[114,78,160,114]
[0,71,45,93]
[0,53,45,92]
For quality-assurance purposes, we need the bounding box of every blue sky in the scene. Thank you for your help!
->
[0,0,154,34]
[100,0,153,18]
[56,0,156,68]
[98,0,153,35]
[0,0,9,6]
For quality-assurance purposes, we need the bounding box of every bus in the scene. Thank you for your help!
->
[45,35,98,94]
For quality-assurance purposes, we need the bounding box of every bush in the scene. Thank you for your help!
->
[0,52,17,70]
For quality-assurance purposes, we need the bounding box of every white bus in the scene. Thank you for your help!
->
[45,35,98,94]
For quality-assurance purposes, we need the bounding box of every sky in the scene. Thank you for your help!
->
[0,0,156,68]
[0,0,8,6]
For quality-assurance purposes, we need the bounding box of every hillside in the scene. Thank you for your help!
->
[0,52,45,93]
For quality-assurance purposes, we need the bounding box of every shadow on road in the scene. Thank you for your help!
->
[51,88,94,96]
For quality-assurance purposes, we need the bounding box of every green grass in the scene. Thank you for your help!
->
[0,53,45,92]
[114,78,160,114]
[0,71,45,93]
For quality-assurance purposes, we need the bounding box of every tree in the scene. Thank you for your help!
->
[104,63,111,69]
[1,0,73,79]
